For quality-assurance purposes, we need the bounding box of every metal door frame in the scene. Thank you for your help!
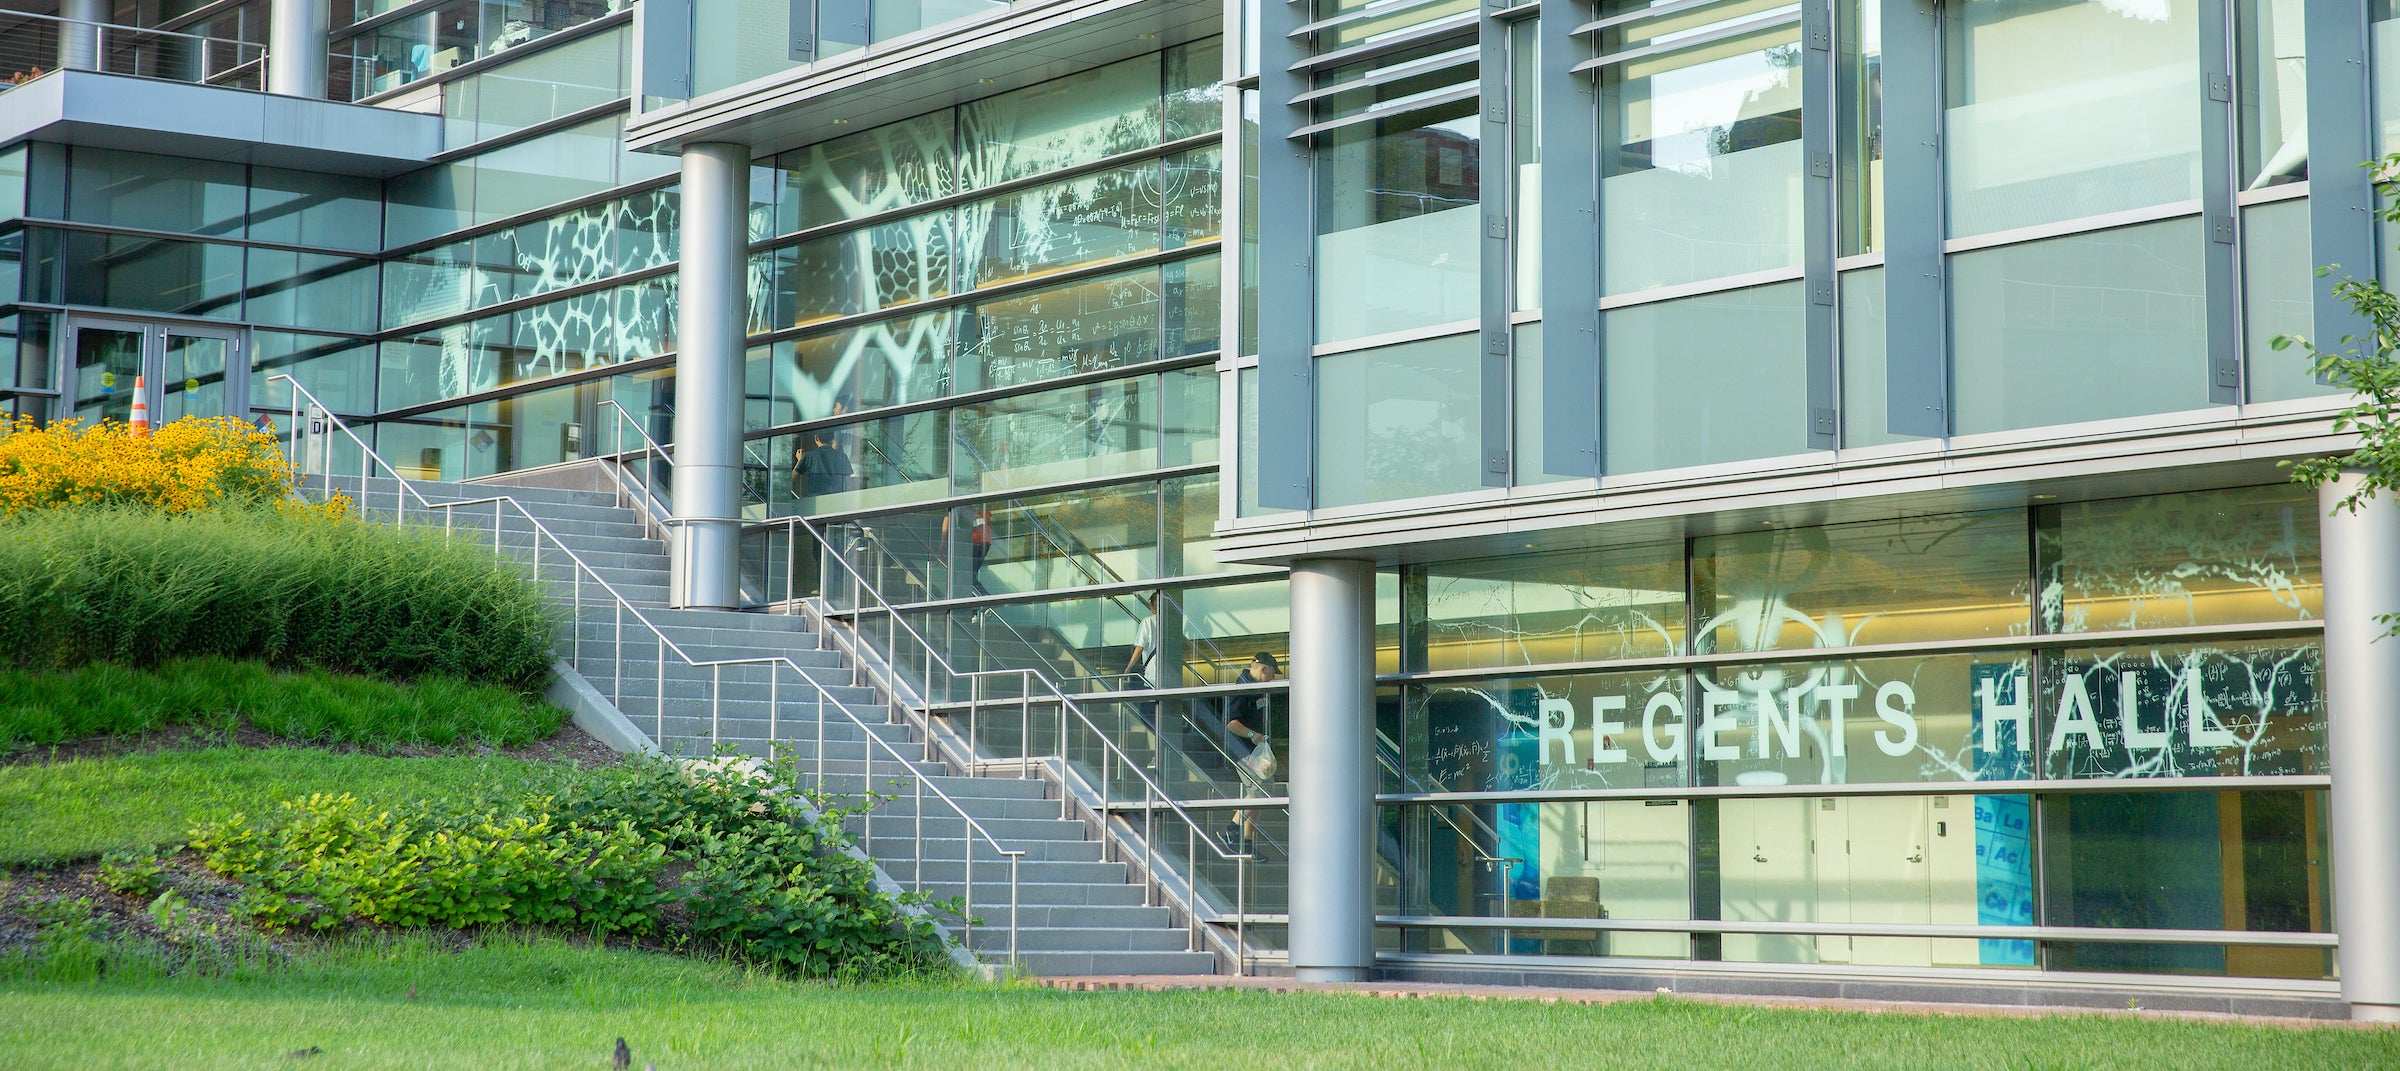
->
[57,314,249,425]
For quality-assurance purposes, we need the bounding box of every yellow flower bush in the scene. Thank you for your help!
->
[0,415,344,517]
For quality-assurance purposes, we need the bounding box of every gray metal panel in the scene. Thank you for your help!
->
[636,0,694,104]
[2199,0,2239,405]
[2305,0,2376,356]
[1538,0,1600,479]
[1877,0,1944,439]
[1256,0,1315,511]
[0,69,440,177]
[1801,0,1836,449]
[1479,0,1510,486]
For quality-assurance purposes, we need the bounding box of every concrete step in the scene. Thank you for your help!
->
[999,950,1219,976]
[847,793,1075,822]
[637,607,818,633]
[331,476,624,509]
[572,646,846,674]
[879,858,1128,886]
[942,903,1174,930]
[570,621,827,652]
[960,926,1194,953]
[848,814,1091,843]
[859,835,1106,863]
[912,880,1148,907]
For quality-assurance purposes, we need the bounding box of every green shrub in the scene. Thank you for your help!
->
[185,757,957,981]
[96,848,168,899]
[0,658,565,756]
[192,793,670,935]
[0,508,555,688]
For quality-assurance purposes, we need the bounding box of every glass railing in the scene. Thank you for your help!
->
[0,11,264,92]
[685,0,1019,100]
[335,0,623,100]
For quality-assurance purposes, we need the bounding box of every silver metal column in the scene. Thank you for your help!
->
[57,0,106,72]
[670,142,751,610]
[1287,557,1377,983]
[2321,472,2400,1022]
[267,0,330,98]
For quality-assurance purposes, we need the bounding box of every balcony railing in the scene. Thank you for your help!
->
[0,10,265,92]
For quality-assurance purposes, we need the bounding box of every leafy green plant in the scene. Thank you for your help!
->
[0,507,555,689]
[96,848,168,899]
[191,793,670,935]
[182,757,959,981]
[2284,155,2400,518]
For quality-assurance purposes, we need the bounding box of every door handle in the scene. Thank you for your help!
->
[1907,847,1923,863]
[1753,852,1768,863]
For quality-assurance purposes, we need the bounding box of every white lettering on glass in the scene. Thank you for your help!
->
[1538,697,1577,766]
[1643,691,1687,764]
[1701,689,1742,761]
[1592,695,1629,764]
[1978,673,2032,753]
[1873,681,1917,757]
[1818,682,1858,758]
[2050,675,2105,752]
[1756,683,1803,759]
[2120,674,2170,750]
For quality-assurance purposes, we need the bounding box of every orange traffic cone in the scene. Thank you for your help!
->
[128,376,149,436]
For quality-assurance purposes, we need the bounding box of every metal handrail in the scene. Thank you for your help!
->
[572,411,1258,968]
[271,376,1028,966]
[760,511,1258,967]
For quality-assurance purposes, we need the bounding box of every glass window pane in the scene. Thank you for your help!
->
[36,230,244,321]
[958,55,1164,191]
[472,117,620,223]
[961,163,1160,291]
[468,27,625,145]
[511,201,621,302]
[1948,218,2212,436]
[951,376,1162,494]
[245,249,381,335]
[779,309,953,422]
[773,208,954,329]
[1695,510,2031,653]
[1840,0,1883,255]
[67,148,245,237]
[1421,543,1687,672]
[776,410,951,514]
[1944,0,2201,236]
[373,405,471,481]
[1164,253,1222,358]
[1838,267,1911,446]
[1165,148,1224,246]
[1315,332,1484,508]
[956,263,1166,393]
[1702,654,2032,789]
[252,331,376,413]
[777,111,957,235]
[2042,790,2331,978]
[1316,102,1481,342]
[2239,0,2308,189]
[378,317,507,410]
[1710,794,2028,968]
[1166,36,1227,141]
[248,168,383,251]
[1236,366,1293,517]
[383,161,476,249]
[2242,198,2337,402]
[1603,281,1808,474]
[689,0,804,98]
[1409,670,1688,795]
[2038,485,2323,633]
[0,145,25,225]
[1509,322,1572,485]
[1600,5,1804,291]
[2043,640,2324,780]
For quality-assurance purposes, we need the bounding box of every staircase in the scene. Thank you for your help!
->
[332,474,1219,976]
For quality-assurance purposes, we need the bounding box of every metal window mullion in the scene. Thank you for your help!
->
[2304,0,2377,359]
[1879,0,1946,439]
[1802,0,1837,450]
[1539,0,1601,479]
[2200,0,2241,405]
[1258,0,1316,511]
[1479,0,1510,487]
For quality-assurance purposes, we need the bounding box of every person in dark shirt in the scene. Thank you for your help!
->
[790,430,853,499]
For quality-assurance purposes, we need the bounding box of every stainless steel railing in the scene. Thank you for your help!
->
[272,376,1028,966]
[546,408,1258,971]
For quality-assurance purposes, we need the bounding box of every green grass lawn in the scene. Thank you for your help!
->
[0,747,565,867]
[1,934,2393,1071]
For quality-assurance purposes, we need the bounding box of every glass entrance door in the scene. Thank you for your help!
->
[68,321,150,425]
[62,318,246,426]
[160,331,238,422]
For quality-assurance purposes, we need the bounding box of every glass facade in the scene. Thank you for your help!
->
[1372,486,2328,975]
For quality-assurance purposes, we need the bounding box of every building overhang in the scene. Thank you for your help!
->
[0,69,441,177]
[1215,402,2361,568]
[625,0,1219,160]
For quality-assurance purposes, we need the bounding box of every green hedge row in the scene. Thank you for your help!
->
[0,658,567,756]
[0,509,556,689]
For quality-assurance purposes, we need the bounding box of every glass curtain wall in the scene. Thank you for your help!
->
[1379,485,2329,978]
